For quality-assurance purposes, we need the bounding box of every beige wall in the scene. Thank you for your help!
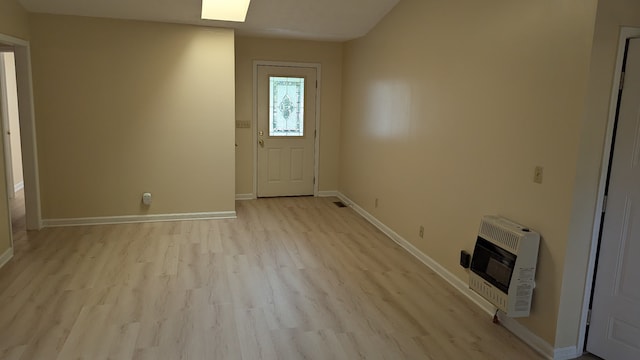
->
[340,0,597,346]
[2,53,24,190]
[557,0,640,349]
[1,0,634,351]
[235,36,342,195]
[30,14,236,219]
[0,0,29,40]
[0,0,29,261]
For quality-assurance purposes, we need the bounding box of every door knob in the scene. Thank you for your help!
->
[259,139,264,147]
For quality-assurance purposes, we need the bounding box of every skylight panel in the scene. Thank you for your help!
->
[201,0,251,22]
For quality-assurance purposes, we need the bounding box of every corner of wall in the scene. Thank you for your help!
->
[0,0,30,40]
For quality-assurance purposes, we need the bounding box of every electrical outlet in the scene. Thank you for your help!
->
[534,166,544,184]
[375,198,379,208]
[419,226,424,238]
[142,192,152,206]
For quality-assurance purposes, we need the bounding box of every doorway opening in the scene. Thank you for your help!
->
[0,32,42,269]
[0,50,26,243]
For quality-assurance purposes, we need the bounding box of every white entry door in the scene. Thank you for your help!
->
[256,65,317,197]
[587,38,640,360]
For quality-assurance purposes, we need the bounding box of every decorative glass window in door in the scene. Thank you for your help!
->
[269,76,305,136]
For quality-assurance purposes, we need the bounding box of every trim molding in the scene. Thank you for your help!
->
[336,192,495,316]
[14,181,23,193]
[336,192,557,360]
[43,211,237,228]
[0,34,44,230]
[235,193,255,201]
[553,346,581,360]
[0,34,28,46]
[497,312,555,359]
[0,247,13,269]
[317,191,338,197]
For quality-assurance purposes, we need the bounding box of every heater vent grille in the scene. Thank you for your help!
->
[469,274,508,312]
[479,221,520,253]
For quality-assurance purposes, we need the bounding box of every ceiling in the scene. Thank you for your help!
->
[18,0,400,41]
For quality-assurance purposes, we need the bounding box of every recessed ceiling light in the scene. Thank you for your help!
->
[201,0,251,22]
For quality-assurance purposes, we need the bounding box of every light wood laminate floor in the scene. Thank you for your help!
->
[1,195,547,359]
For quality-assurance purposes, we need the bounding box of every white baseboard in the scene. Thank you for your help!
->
[14,181,23,193]
[497,312,555,359]
[336,192,494,316]
[317,191,339,197]
[0,247,13,269]
[552,346,581,360]
[235,194,255,201]
[336,192,557,360]
[236,192,339,200]
[42,211,237,228]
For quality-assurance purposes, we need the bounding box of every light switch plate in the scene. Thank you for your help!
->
[235,120,251,129]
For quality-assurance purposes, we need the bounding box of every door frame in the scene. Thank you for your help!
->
[0,32,42,231]
[252,61,321,198]
[0,54,15,200]
[579,27,640,353]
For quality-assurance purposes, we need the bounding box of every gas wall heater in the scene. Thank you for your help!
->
[469,215,540,318]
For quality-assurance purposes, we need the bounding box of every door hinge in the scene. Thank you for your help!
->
[602,195,608,214]
[314,129,317,138]
[620,71,626,91]
[313,177,316,185]
[586,309,592,326]
[315,80,318,88]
